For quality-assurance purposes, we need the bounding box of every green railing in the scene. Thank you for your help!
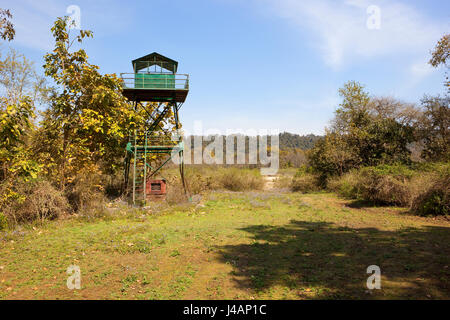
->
[120,73,189,90]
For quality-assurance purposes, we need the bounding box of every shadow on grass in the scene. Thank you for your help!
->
[345,200,385,209]
[217,220,450,299]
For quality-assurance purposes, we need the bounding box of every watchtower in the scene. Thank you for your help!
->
[121,52,189,205]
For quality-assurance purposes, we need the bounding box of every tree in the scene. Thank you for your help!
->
[430,34,449,68]
[308,81,417,178]
[0,14,42,183]
[331,80,371,134]
[429,34,449,91]
[419,34,450,161]
[0,9,14,41]
[308,131,358,178]
[419,95,450,162]
[0,48,50,105]
[332,81,414,166]
[0,97,39,181]
[38,18,137,188]
[38,17,159,191]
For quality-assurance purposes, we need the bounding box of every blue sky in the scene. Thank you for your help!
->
[1,0,449,135]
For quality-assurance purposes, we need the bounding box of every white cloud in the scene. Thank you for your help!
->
[2,0,63,51]
[263,0,447,71]
[0,0,134,52]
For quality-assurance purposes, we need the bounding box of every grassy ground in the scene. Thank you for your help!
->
[0,191,449,300]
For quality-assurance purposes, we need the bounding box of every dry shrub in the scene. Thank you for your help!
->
[161,166,264,197]
[104,172,124,199]
[0,179,69,227]
[291,173,321,193]
[217,168,264,191]
[0,213,7,230]
[163,167,213,204]
[327,171,360,198]
[185,169,221,194]
[65,170,105,214]
[411,175,450,216]
[328,164,449,211]
[359,173,410,206]
[273,174,293,190]
[166,179,189,204]
[329,166,413,206]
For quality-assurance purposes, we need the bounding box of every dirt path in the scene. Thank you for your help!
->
[263,175,278,190]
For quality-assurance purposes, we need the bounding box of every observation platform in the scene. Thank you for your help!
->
[121,73,189,103]
[121,52,189,103]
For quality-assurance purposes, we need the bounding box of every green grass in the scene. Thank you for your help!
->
[0,191,449,299]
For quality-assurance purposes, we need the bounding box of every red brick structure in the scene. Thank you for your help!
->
[145,179,167,201]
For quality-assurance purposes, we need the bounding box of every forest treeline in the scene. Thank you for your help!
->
[183,132,321,168]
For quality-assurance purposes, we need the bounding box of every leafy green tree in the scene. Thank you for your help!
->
[0,15,41,183]
[0,97,39,181]
[418,34,450,161]
[309,81,416,178]
[38,17,145,189]
[308,131,358,178]
[419,95,450,161]
[332,80,371,134]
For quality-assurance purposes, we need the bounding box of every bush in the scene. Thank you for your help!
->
[185,168,221,194]
[0,213,8,230]
[328,164,417,205]
[218,168,264,191]
[355,167,411,206]
[328,163,450,212]
[327,171,360,198]
[291,169,321,193]
[165,178,190,204]
[0,179,69,226]
[411,175,449,216]
[161,166,264,204]
[65,170,105,213]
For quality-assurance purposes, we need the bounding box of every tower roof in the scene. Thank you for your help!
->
[132,52,178,73]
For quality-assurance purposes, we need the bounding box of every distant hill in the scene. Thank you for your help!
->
[186,132,322,151]
[182,132,322,168]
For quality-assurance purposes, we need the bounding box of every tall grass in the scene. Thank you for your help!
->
[217,167,264,191]
[289,166,322,193]
[328,163,450,216]
[162,166,265,203]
